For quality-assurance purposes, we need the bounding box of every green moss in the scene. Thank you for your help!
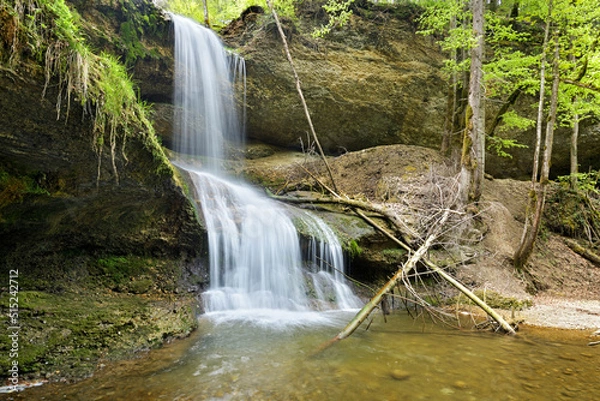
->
[346,239,363,258]
[0,290,198,380]
[1,0,175,184]
[119,20,148,65]
[381,247,406,262]
[0,169,49,211]
[452,290,532,311]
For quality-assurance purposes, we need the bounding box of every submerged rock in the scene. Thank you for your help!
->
[390,369,411,381]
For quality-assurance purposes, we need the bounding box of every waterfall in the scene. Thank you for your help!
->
[170,14,360,319]
[172,14,243,170]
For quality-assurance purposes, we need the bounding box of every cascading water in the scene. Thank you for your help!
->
[170,14,360,321]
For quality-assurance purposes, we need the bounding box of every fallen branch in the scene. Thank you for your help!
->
[363,209,516,335]
[299,165,516,338]
[268,191,418,243]
[317,210,516,352]
[588,341,600,346]
[564,238,600,266]
[317,211,449,352]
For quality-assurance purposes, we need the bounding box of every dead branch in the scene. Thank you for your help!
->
[269,191,418,243]
[564,238,600,266]
[316,209,516,352]
[300,166,516,336]
[317,211,451,352]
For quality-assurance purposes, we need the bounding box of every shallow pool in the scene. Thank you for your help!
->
[5,311,600,401]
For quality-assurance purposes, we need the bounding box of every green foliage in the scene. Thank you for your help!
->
[486,135,528,159]
[165,0,296,28]
[312,0,355,37]
[557,170,600,195]
[545,180,600,242]
[119,20,146,65]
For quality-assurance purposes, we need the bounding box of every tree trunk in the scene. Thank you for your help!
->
[570,111,579,190]
[486,86,523,137]
[441,14,458,155]
[514,30,560,269]
[531,0,552,185]
[201,0,210,27]
[460,0,485,205]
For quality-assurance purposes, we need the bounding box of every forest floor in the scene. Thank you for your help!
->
[243,142,600,334]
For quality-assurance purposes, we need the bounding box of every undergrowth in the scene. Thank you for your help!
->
[0,0,174,185]
[545,173,600,244]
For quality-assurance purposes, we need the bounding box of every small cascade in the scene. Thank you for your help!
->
[170,14,360,320]
[299,212,362,310]
[187,170,309,312]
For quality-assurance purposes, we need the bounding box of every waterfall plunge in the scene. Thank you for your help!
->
[171,14,360,321]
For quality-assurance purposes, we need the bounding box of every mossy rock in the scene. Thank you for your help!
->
[0,290,198,381]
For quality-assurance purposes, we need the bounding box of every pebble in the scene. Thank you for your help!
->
[390,369,411,381]
[453,380,468,389]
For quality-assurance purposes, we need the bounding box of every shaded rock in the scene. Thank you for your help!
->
[0,70,205,277]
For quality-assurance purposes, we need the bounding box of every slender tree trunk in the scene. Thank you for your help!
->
[532,1,552,185]
[460,0,485,205]
[513,1,552,269]
[570,111,579,190]
[486,86,523,137]
[441,15,458,155]
[514,31,560,269]
[201,0,210,27]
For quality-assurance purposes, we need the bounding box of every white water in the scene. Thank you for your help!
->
[171,14,360,321]
[172,14,243,170]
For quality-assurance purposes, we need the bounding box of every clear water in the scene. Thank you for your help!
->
[10,313,600,401]
[170,14,358,318]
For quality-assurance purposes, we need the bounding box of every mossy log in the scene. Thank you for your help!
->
[564,238,600,266]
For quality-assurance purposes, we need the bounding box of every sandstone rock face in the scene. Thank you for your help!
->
[217,2,599,176]
[222,2,447,154]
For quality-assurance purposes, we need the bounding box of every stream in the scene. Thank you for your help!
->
[7,312,599,401]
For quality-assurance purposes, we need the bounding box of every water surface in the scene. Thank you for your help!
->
[8,312,599,401]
